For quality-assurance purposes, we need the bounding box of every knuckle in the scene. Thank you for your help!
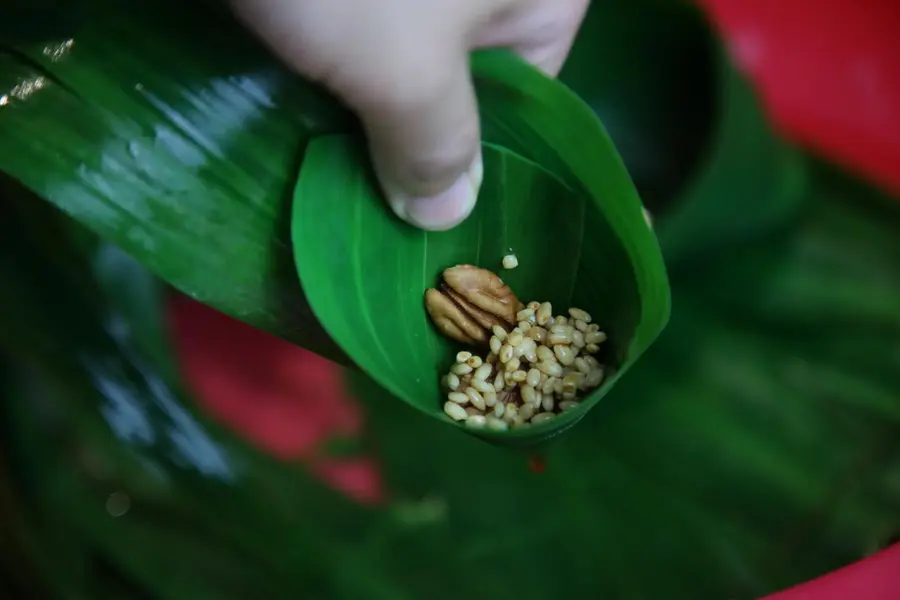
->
[405,121,479,187]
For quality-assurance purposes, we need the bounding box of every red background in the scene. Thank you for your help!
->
[170,1,900,597]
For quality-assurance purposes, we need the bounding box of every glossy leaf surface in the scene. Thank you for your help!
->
[293,52,671,444]
[0,0,353,363]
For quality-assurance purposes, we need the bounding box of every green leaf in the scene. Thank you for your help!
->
[0,0,355,364]
[560,0,809,263]
[560,0,718,212]
[292,51,671,445]
[0,179,374,599]
[3,164,898,600]
[655,57,808,262]
[346,165,900,599]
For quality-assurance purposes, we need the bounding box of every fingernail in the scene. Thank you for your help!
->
[390,153,483,231]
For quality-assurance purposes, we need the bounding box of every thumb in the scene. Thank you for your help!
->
[332,46,483,231]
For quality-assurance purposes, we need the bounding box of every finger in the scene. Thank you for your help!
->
[474,0,590,77]
[232,0,483,231]
[326,39,483,231]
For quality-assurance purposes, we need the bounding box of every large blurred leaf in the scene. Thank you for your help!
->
[293,52,670,445]
[0,180,377,599]
[0,0,353,363]
[560,0,717,210]
[346,166,900,599]
[0,393,60,600]
[3,164,899,600]
[560,0,808,263]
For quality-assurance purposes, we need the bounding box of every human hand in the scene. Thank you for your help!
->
[232,0,589,230]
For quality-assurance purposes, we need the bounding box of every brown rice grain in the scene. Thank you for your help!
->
[553,345,576,366]
[568,308,591,322]
[516,308,535,322]
[465,388,486,411]
[519,403,536,420]
[585,331,607,345]
[473,363,492,381]
[536,302,553,325]
[493,402,505,419]
[451,363,473,375]
[486,416,509,431]
[465,415,487,428]
[448,392,469,405]
[521,384,537,405]
[472,378,494,394]
[537,361,563,377]
[443,402,467,421]
[541,394,555,412]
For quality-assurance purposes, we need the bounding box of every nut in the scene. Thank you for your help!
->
[424,265,523,345]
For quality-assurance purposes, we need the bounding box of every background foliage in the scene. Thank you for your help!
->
[1,0,899,598]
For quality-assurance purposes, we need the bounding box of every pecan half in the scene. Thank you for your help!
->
[424,265,523,346]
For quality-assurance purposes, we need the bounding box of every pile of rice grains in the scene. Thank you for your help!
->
[425,261,607,431]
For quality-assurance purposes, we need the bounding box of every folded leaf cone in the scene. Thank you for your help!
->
[292,51,671,445]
